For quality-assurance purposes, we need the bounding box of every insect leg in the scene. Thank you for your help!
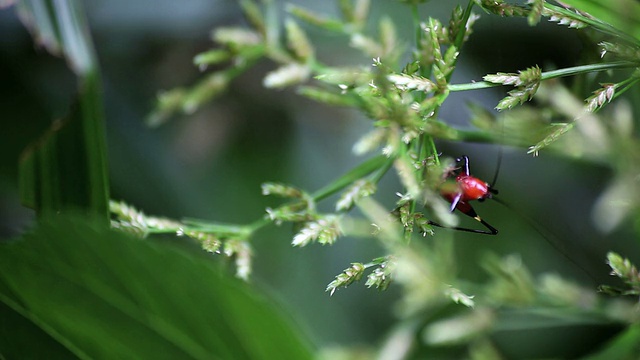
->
[456,155,471,176]
[449,192,462,212]
[430,202,499,235]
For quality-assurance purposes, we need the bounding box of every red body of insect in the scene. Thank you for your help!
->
[438,155,498,235]
[445,174,491,203]
[435,156,596,281]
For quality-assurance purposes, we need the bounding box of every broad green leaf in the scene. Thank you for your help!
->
[15,0,109,220]
[0,301,76,359]
[0,216,315,359]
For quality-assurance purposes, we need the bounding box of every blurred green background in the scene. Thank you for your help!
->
[1,0,638,354]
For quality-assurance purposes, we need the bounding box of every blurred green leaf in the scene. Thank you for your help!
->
[492,308,625,358]
[16,0,97,74]
[0,301,76,359]
[0,216,315,359]
[15,0,109,220]
[583,324,640,360]
[19,72,109,221]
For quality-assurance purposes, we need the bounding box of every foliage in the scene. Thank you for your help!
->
[0,216,314,359]
[3,0,313,358]
[141,0,640,357]
[8,0,640,358]
[15,0,109,220]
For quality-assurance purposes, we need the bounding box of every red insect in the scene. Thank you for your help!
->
[433,156,598,282]
[436,155,499,235]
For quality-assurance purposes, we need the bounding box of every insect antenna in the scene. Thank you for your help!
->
[489,146,503,191]
[489,117,506,191]
[486,133,597,284]
[491,196,598,285]
[489,114,505,195]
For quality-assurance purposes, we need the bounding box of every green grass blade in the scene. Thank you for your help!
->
[15,0,109,220]
[311,155,388,201]
[16,0,97,73]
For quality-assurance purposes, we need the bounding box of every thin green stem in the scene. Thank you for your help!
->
[370,157,394,183]
[620,78,640,96]
[448,61,639,92]
[428,137,439,165]
[544,2,640,46]
[114,157,392,240]
[616,73,640,96]
[537,61,637,79]
[181,219,253,234]
[411,4,430,89]
[450,0,475,74]
[247,217,270,233]
[412,4,421,52]
[417,1,476,170]
[264,0,279,49]
[141,220,252,239]
[594,75,640,112]
[312,154,387,201]
[363,256,390,268]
